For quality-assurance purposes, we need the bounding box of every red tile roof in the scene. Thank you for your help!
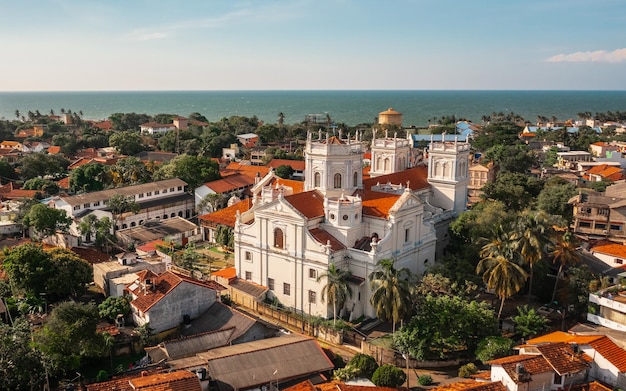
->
[360,191,400,218]
[211,266,237,279]
[568,382,613,391]
[56,176,70,189]
[267,159,306,171]
[591,242,626,259]
[203,174,256,194]
[222,162,270,177]
[198,198,253,228]
[272,177,305,194]
[535,342,590,375]
[589,336,626,371]
[362,166,430,191]
[429,380,507,391]
[86,370,201,391]
[137,239,169,253]
[285,190,325,218]
[47,145,61,154]
[69,246,111,264]
[309,228,346,251]
[93,120,113,131]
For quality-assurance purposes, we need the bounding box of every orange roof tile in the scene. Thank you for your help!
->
[360,191,400,218]
[128,369,201,390]
[267,159,306,171]
[211,266,237,279]
[203,174,256,194]
[362,166,430,192]
[285,190,325,218]
[69,246,111,264]
[272,177,305,194]
[198,198,253,228]
[56,176,70,189]
[94,120,113,130]
[526,331,573,344]
[591,242,626,259]
[309,228,346,251]
[535,342,589,375]
[520,133,537,138]
[430,380,507,391]
[589,336,626,371]
[137,240,169,253]
[47,145,61,154]
[568,382,613,391]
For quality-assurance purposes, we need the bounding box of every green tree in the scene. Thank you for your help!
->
[513,305,548,338]
[394,295,496,360]
[481,172,543,211]
[215,224,234,250]
[98,296,131,322]
[107,156,152,186]
[78,214,114,252]
[46,247,93,299]
[274,164,294,179]
[371,364,406,387]
[22,203,72,240]
[69,162,107,193]
[537,178,577,222]
[23,177,59,195]
[0,159,17,180]
[550,231,580,303]
[109,130,145,155]
[477,231,528,320]
[475,336,514,364]
[19,152,69,180]
[108,194,140,232]
[0,317,46,390]
[154,154,220,190]
[109,112,151,131]
[317,263,353,325]
[510,210,552,301]
[484,144,535,174]
[34,301,101,376]
[347,353,379,379]
[2,243,52,296]
[369,259,412,333]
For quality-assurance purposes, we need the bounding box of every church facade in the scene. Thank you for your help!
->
[233,130,469,320]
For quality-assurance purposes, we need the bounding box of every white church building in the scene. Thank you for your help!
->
[232,130,469,321]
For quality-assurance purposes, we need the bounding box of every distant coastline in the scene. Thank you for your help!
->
[1,90,625,126]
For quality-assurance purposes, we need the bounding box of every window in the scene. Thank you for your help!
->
[154,190,160,195]
[268,278,274,290]
[245,271,252,280]
[333,173,342,188]
[138,193,144,198]
[177,186,183,191]
[170,187,175,192]
[73,205,81,211]
[598,208,609,216]
[611,224,623,231]
[314,172,321,187]
[163,189,167,194]
[308,290,316,304]
[83,203,90,208]
[595,223,606,230]
[405,228,410,243]
[309,268,317,279]
[245,251,252,261]
[553,373,562,385]
[615,258,624,265]
[283,283,291,296]
[274,228,284,249]
[146,192,152,196]
[93,201,100,207]
[579,222,591,228]
[342,214,348,221]
[353,171,358,187]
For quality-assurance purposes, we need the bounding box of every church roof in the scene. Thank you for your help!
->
[360,191,401,218]
[309,228,346,251]
[362,166,430,191]
[285,190,325,218]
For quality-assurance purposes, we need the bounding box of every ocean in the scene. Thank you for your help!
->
[1,90,625,127]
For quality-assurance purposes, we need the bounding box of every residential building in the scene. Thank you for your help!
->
[0,141,22,151]
[588,285,626,333]
[49,178,193,231]
[139,122,177,135]
[194,174,258,214]
[116,216,202,246]
[569,182,626,241]
[233,131,468,320]
[557,151,593,170]
[85,369,201,391]
[126,270,222,334]
[468,161,496,205]
[267,158,306,180]
[237,133,259,148]
[21,141,50,153]
[92,254,167,297]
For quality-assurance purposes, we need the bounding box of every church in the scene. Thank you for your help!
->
[232,129,469,321]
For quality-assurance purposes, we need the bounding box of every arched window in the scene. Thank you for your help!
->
[333,173,342,188]
[376,157,382,171]
[314,172,321,187]
[384,158,390,171]
[353,171,358,187]
[274,228,284,249]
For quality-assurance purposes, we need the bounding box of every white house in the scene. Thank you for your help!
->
[233,130,469,320]
[139,122,177,135]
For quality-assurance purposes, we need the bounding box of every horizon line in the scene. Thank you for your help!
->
[2,89,626,93]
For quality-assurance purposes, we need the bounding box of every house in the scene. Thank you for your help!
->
[525,331,626,389]
[92,255,167,297]
[194,174,258,214]
[139,122,177,135]
[222,143,239,161]
[588,284,626,334]
[126,270,221,334]
[569,182,626,242]
[49,178,194,231]
[115,217,202,247]
[15,125,45,138]
[145,327,234,364]
[590,142,621,158]
[85,369,201,391]
[134,150,178,164]
[47,145,61,155]
[0,141,23,151]
[286,379,407,391]
[198,199,253,242]
[267,158,306,180]
[233,131,467,320]
[468,161,496,205]
[166,334,334,391]
[0,182,39,201]
[488,342,589,391]
[426,380,507,391]
[236,133,259,148]
[556,151,593,170]
[21,141,50,153]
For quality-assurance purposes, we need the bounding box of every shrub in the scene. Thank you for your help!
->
[331,353,346,369]
[333,365,360,381]
[418,374,433,386]
[372,364,406,387]
[96,370,109,382]
[348,353,379,379]
[459,363,478,378]
[475,336,514,364]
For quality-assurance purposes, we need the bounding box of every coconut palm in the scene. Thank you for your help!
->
[550,230,580,303]
[477,243,528,321]
[510,210,550,301]
[317,263,352,325]
[369,259,412,333]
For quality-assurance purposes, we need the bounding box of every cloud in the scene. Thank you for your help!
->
[132,32,168,41]
[546,48,626,63]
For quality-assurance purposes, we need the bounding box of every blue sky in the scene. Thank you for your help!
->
[1,0,625,91]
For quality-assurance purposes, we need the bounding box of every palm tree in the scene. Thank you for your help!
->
[477,242,528,321]
[14,109,20,120]
[369,259,412,333]
[317,263,353,325]
[510,210,550,301]
[278,112,285,127]
[550,231,580,303]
